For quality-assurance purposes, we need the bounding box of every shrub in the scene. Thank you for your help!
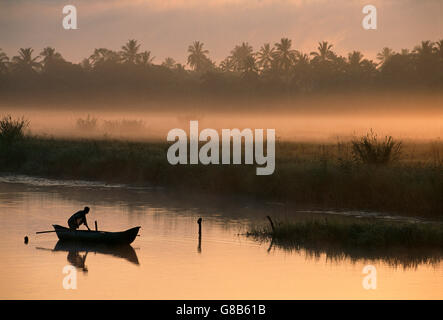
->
[0,115,29,145]
[351,130,402,165]
[76,115,98,131]
[102,119,145,134]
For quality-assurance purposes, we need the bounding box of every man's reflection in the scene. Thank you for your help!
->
[67,251,88,273]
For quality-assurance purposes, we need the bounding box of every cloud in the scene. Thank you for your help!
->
[0,0,441,64]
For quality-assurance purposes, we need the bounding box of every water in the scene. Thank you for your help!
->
[0,176,441,299]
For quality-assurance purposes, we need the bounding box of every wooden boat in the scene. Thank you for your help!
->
[53,224,140,245]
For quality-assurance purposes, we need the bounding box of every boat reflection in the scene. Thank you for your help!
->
[67,250,89,272]
[53,241,140,270]
[37,241,140,272]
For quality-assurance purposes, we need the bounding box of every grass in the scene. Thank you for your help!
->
[247,218,443,248]
[0,114,29,145]
[246,217,443,268]
[351,129,402,165]
[0,129,442,218]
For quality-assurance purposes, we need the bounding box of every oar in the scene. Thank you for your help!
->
[36,230,56,234]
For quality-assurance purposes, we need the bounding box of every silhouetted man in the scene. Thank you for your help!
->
[68,207,91,230]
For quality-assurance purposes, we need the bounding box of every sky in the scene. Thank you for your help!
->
[0,0,441,65]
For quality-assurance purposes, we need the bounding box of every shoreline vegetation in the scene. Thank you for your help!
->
[0,116,442,219]
[0,38,442,101]
[246,217,443,268]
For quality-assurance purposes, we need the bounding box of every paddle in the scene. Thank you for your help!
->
[36,230,56,234]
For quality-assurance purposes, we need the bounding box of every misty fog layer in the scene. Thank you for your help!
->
[1,93,441,141]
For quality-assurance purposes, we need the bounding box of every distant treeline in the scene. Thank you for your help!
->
[0,38,442,98]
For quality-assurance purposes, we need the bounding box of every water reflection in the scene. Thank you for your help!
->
[1,177,442,299]
[37,241,139,273]
[197,217,202,254]
[55,241,139,266]
[261,238,443,270]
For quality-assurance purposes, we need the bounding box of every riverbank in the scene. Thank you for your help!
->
[247,217,443,248]
[0,136,442,218]
[246,217,443,268]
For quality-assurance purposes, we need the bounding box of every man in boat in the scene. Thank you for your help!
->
[68,207,91,230]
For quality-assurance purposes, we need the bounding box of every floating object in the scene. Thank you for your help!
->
[24,236,29,244]
[52,225,140,245]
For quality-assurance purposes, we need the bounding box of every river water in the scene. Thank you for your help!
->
[0,176,441,299]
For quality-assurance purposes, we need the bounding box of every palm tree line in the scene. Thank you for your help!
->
[0,38,442,92]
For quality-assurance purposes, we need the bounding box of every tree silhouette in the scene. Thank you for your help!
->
[187,41,210,72]
[40,47,64,69]
[219,57,235,72]
[229,42,254,72]
[310,41,335,63]
[376,47,394,67]
[89,48,120,67]
[243,55,258,74]
[0,38,441,96]
[256,43,275,72]
[162,57,176,69]
[120,39,141,64]
[348,51,364,67]
[434,40,443,59]
[0,49,9,74]
[414,40,435,57]
[138,50,155,66]
[413,41,437,83]
[400,49,410,56]
[273,38,298,72]
[12,48,40,73]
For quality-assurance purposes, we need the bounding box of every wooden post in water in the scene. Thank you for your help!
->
[197,218,202,253]
[197,218,202,235]
[95,221,98,231]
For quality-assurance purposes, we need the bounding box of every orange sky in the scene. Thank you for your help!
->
[0,0,442,64]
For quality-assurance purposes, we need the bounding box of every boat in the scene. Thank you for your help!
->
[53,224,140,245]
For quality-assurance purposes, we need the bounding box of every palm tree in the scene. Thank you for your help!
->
[0,49,9,74]
[219,57,234,72]
[89,48,120,66]
[348,51,364,67]
[175,63,186,72]
[433,39,443,59]
[296,52,310,65]
[413,40,434,57]
[310,41,335,62]
[243,55,258,74]
[40,47,63,67]
[256,43,274,72]
[273,38,298,71]
[81,58,92,71]
[187,41,210,72]
[162,57,176,69]
[12,48,40,72]
[400,49,410,56]
[376,47,394,66]
[229,42,254,72]
[137,50,155,66]
[120,39,141,64]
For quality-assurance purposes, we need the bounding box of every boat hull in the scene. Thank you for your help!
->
[53,225,140,245]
